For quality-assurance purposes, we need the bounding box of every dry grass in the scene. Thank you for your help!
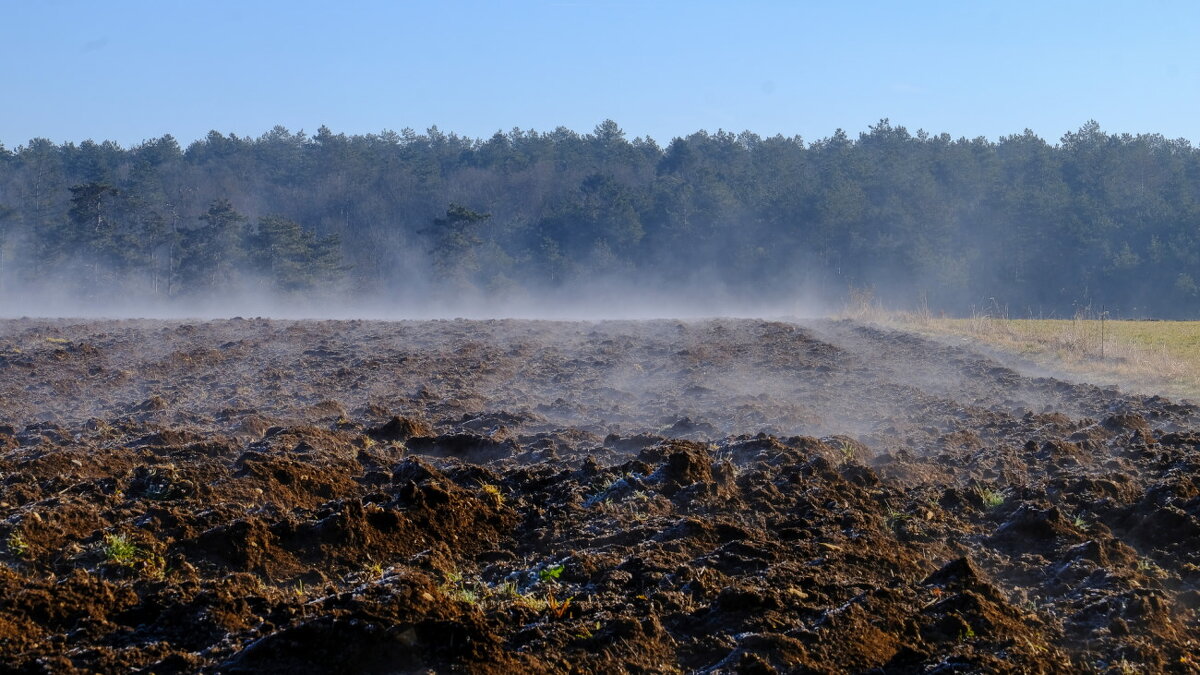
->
[842,289,1200,401]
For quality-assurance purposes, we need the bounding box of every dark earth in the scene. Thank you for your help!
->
[1,317,1198,674]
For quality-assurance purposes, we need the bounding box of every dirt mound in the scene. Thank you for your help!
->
[367,415,433,442]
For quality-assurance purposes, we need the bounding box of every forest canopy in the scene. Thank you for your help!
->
[0,119,1198,317]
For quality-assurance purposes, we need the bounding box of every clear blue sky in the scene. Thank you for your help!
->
[4,0,1199,149]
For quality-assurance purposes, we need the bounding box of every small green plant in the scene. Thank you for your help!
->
[1136,557,1164,577]
[886,508,912,533]
[838,441,856,463]
[975,486,1006,510]
[1071,514,1089,531]
[494,580,567,614]
[958,624,977,641]
[102,534,138,566]
[97,532,168,577]
[440,570,485,605]
[496,580,522,599]
[538,564,564,583]
[367,561,384,578]
[6,532,29,559]
[453,586,480,605]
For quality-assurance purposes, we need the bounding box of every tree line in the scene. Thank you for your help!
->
[0,119,1198,316]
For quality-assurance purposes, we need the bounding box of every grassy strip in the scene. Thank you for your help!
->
[843,296,1200,401]
[916,317,1198,401]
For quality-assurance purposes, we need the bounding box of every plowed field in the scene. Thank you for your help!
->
[0,318,1198,673]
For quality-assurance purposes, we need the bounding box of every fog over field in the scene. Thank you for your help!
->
[0,267,833,322]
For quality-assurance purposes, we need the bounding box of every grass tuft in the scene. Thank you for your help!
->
[6,532,29,559]
[975,486,1007,510]
[102,534,139,566]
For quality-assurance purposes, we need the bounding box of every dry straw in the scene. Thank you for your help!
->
[840,288,1199,402]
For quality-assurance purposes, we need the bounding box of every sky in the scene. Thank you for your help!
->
[3,0,1199,149]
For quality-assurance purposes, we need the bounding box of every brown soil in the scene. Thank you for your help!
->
[0,317,1198,674]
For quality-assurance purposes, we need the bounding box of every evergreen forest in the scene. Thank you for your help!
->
[1,119,1198,317]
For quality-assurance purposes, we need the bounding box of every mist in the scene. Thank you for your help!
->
[0,266,837,322]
